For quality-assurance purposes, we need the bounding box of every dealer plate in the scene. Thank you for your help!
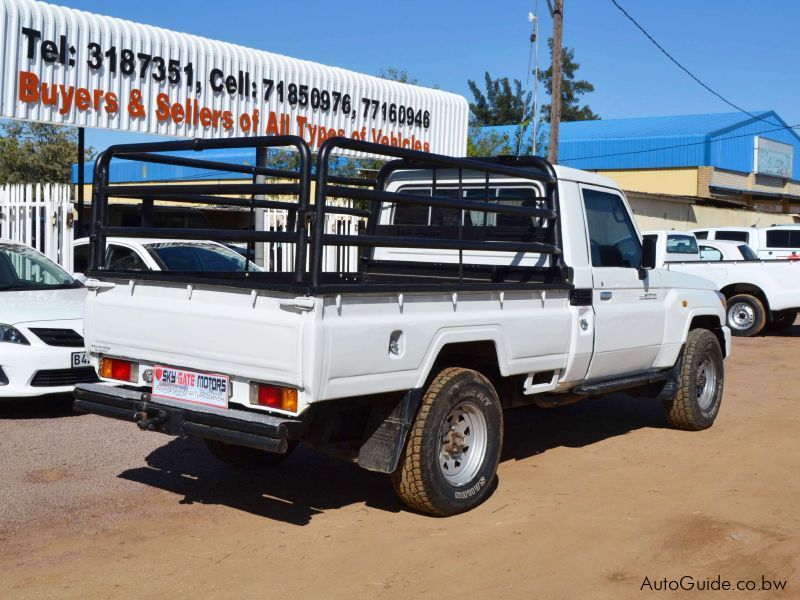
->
[151,365,230,409]
[71,351,91,368]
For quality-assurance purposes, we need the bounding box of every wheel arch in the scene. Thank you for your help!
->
[720,283,770,313]
[686,313,727,357]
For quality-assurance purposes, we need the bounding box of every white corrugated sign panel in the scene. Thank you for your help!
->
[0,0,468,156]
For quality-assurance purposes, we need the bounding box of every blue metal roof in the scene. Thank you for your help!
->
[481,111,800,178]
[73,111,800,183]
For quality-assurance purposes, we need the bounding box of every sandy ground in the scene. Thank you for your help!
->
[1,325,799,599]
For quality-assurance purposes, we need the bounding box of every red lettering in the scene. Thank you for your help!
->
[105,92,118,114]
[155,93,170,122]
[199,107,212,127]
[18,71,39,103]
[75,87,91,111]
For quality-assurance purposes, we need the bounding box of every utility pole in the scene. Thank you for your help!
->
[547,0,563,164]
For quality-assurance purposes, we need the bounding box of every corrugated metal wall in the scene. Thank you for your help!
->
[0,0,468,156]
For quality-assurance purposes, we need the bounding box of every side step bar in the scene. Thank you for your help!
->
[571,369,671,397]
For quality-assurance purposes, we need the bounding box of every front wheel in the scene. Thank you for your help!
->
[663,329,724,431]
[392,367,503,516]
[726,294,766,337]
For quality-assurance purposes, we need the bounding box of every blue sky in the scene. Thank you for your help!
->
[50,0,800,152]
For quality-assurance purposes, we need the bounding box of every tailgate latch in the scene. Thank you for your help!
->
[278,296,315,311]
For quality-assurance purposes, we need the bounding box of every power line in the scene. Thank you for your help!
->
[609,0,783,128]
[560,122,800,163]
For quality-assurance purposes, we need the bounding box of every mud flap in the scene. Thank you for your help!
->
[357,388,422,473]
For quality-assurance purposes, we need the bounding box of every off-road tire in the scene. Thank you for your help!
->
[204,439,297,469]
[726,294,766,337]
[663,329,724,431]
[767,311,797,333]
[391,367,503,516]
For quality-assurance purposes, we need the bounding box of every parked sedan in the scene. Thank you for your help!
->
[73,238,262,273]
[1,240,97,399]
[698,239,759,261]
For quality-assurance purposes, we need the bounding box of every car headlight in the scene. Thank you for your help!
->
[0,324,30,345]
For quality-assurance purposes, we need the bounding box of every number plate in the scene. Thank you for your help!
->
[151,365,229,409]
[71,351,91,368]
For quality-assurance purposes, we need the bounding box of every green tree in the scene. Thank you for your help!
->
[379,67,418,85]
[466,72,535,156]
[467,72,533,126]
[538,39,599,122]
[0,121,93,184]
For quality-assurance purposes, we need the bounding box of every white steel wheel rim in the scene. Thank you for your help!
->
[728,302,755,331]
[696,354,717,410]
[439,401,488,487]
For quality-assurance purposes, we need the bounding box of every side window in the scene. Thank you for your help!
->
[694,230,708,240]
[715,231,748,243]
[767,230,800,248]
[582,188,642,268]
[699,246,723,261]
[666,234,698,255]
[105,245,148,271]
[73,244,90,273]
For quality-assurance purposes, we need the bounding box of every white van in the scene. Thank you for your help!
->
[690,225,800,260]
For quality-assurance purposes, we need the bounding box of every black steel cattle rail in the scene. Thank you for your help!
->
[89,135,569,294]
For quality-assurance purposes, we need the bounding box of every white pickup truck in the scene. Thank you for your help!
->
[74,136,730,516]
[644,230,800,336]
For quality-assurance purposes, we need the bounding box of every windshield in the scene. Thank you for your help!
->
[0,243,79,290]
[144,242,261,272]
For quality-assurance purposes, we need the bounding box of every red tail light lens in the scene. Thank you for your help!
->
[251,383,298,412]
[99,357,139,383]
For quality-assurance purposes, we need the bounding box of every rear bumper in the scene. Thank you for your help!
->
[73,383,306,453]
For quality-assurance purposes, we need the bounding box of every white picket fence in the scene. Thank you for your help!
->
[0,184,74,271]
[263,205,365,273]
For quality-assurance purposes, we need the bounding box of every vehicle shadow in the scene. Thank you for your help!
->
[118,392,665,525]
[501,392,666,462]
[0,393,81,419]
[118,438,405,526]
[769,319,799,337]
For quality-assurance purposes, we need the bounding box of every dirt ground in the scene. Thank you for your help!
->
[2,325,799,599]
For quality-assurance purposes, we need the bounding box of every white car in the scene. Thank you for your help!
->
[72,238,262,273]
[1,240,96,399]
[691,225,800,260]
[697,239,759,262]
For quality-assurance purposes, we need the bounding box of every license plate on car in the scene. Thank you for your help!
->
[151,365,229,409]
[71,351,91,368]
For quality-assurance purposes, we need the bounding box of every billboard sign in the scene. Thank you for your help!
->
[754,136,793,179]
[0,0,469,156]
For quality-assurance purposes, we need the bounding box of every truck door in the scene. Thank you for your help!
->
[580,185,666,379]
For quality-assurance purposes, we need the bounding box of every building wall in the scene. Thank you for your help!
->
[628,192,797,232]
[598,168,699,196]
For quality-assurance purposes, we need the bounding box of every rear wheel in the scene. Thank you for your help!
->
[767,311,797,333]
[663,329,724,431]
[726,294,766,337]
[391,367,503,516]
[204,439,296,469]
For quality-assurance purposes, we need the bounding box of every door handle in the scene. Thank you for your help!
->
[600,291,613,301]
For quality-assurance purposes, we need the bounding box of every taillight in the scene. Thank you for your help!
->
[99,357,139,383]
[250,383,298,412]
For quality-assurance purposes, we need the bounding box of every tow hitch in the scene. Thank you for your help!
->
[133,404,169,431]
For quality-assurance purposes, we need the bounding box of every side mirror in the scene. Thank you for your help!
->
[72,272,87,284]
[639,237,657,279]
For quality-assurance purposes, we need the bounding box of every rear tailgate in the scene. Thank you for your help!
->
[83,279,317,409]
